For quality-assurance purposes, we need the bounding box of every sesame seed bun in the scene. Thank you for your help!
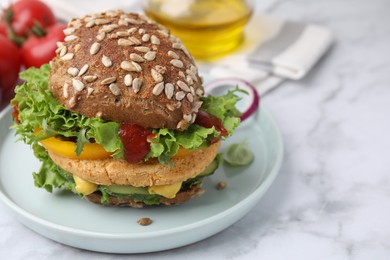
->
[50,10,204,130]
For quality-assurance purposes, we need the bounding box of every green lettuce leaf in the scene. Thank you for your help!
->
[32,142,76,193]
[12,64,123,157]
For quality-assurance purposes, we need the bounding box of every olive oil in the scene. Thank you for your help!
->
[144,0,253,60]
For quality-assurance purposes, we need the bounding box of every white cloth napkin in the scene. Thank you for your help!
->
[207,15,334,94]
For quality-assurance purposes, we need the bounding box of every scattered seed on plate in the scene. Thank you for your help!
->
[137,217,152,226]
[216,181,227,190]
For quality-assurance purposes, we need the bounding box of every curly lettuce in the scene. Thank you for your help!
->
[12,65,242,163]
[12,64,123,158]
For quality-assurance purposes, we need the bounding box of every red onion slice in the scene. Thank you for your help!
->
[204,77,260,122]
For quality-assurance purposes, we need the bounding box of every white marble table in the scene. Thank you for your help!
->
[1,0,390,259]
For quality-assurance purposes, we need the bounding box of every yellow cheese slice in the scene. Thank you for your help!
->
[148,182,182,199]
[72,174,182,199]
[73,175,97,195]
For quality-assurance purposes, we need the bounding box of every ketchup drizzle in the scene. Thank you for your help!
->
[119,123,152,164]
[118,111,226,163]
[194,110,228,143]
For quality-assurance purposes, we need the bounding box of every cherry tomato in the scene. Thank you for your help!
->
[0,35,21,98]
[0,22,7,36]
[6,0,55,38]
[21,23,66,68]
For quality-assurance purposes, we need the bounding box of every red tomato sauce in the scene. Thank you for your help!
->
[119,123,152,164]
[194,110,228,143]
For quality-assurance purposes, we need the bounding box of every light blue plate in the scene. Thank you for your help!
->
[0,105,283,253]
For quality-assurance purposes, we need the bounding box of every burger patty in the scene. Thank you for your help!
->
[48,141,220,187]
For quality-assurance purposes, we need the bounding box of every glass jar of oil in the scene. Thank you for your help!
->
[143,0,253,61]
